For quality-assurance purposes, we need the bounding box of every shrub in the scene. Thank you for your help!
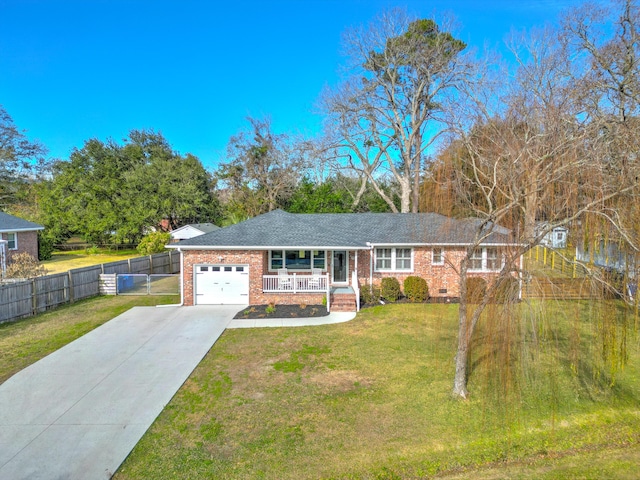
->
[492,276,520,303]
[137,232,171,255]
[38,233,55,261]
[360,284,381,304]
[466,277,487,303]
[380,277,401,302]
[5,252,48,279]
[265,303,276,314]
[403,276,429,302]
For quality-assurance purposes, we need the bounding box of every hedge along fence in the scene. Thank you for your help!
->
[0,251,180,324]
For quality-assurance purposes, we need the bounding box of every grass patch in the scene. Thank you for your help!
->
[113,301,640,479]
[0,294,179,384]
[41,250,141,274]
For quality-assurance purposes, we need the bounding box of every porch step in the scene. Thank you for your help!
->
[330,292,357,312]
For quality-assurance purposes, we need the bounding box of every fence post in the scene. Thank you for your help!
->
[31,278,37,315]
[68,270,75,304]
[149,255,153,274]
[128,258,132,273]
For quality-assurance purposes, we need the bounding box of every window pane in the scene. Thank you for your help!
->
[270,251,282,270]
[7,233,16,250]
[313,250,325,269]
[376,258,391,270]
[470,249,483,270]
[396,258,411,270]
[395,249,411,270]
[486,248,499,270]
[285,250,311,270]
[376,248,392,270]
[433,248,443,264]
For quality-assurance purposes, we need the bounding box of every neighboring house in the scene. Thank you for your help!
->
[169,223,220,243]
[536,222,569,248]
[169,210,516,312]
[537,223,568,249]
[0,212,44,267]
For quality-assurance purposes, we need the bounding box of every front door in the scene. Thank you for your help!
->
[332,250,348,284]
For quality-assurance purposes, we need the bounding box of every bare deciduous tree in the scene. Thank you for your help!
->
[443,20,640,398]
[217,117,308,219]
[319,9,469,213]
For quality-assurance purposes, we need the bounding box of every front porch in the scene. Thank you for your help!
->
[262,273,330,293]
[261,272,359,312]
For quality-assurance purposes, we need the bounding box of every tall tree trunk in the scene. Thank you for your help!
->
[452,260,470,398]
[523,169,539,241]
[400,177,411,213]
[412,154,420,213]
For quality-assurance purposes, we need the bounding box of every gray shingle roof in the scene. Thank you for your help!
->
[173,210,513,249]
[0,212,44,233]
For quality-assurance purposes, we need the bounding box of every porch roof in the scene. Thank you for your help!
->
[171,210,514,250]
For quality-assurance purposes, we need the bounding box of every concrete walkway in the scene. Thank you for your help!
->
[0,306,356,480]
[227,311,356,329]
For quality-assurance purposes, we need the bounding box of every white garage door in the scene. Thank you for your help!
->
[195,265,249,305]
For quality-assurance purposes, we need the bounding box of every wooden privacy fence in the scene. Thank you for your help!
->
[0,251,180,324]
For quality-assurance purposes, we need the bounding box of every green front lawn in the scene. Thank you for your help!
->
[0,295,179,384]
[114,301,640,479]
[41,250,140,274]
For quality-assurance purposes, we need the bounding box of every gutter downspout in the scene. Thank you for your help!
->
[157,247,184,307]
[366,242,374,290]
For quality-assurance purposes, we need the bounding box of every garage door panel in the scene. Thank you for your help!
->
[195,265,249,305]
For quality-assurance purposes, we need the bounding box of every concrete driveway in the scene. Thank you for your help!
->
[0,305,238,480]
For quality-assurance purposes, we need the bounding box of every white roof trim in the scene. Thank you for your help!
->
[169,242,520,251]
[0,227,44,233]
[167,245,372,251]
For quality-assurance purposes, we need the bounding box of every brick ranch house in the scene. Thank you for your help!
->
[0,211,44,271]
[168,209,518,312]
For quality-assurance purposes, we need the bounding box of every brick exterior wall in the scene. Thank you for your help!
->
[181,246,506,306]
[1,231,39,264]
[358,247,500,298]
[182,249,328,307]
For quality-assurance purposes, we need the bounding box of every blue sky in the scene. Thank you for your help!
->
[0,0,584,169]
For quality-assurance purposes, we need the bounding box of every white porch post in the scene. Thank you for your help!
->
[326,273,330,312]
[353,250,358,287]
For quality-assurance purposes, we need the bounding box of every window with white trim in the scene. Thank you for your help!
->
[396,248,411,270]
[469,247,501,272]
[375,248,392,270]
[7,232,17,250]
[269,250,326,271]
[375,248,413,272]
[432,247,444,265]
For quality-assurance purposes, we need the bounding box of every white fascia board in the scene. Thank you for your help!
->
[369,242,520,248]
[166,245,371,251]
[0,227,44,233]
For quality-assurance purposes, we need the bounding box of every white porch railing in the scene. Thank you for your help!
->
[263,273,329,293]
